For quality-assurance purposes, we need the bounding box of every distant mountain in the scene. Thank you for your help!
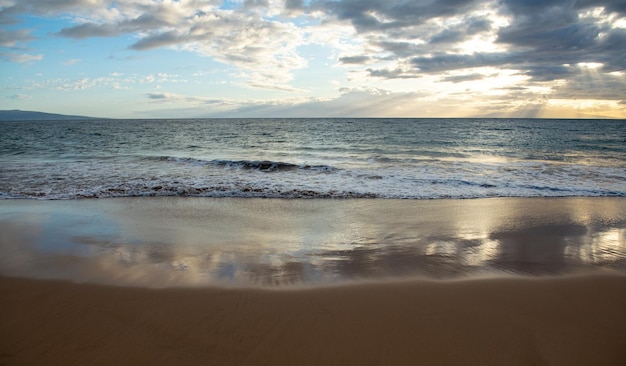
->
[0,109,105,121]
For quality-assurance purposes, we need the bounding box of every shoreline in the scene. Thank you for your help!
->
[2,193,626,201]
[1,196,624,287]
[2,274,626,365]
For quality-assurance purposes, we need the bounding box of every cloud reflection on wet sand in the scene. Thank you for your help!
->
[0,197,624,287]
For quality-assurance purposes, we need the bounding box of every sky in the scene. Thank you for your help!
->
[1,0,625,119]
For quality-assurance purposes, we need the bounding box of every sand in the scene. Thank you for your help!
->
[1,197,625,365]
[2,274,626,366]
[1,197,625,286]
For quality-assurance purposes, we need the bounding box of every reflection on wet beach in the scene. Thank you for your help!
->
[0,197,624,287]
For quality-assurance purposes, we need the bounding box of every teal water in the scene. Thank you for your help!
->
[1,118,624,199]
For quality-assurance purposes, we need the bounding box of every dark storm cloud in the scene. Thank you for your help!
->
[410,53,509,73]
[130,31,183,51]
[367,67,422,79]
[0,14,40,63]
[373,41,424,59]
[146,93,170,100]
[285,0,306,10]
[315,0,483,32]
[522,65,577,82]
[551,72,626,100]
[58,14,171,39]
[577,0,626,15]
[0,28,34,47]
[58,23,121,38]
[429,17,492,44]
[442,73,488,83]
[496,0,600,53]
[339,55,371,64]
[0,0,106,48]
[499,0,574,15]
[496,0,626,75]
[243,0,270,9]
[319,0,625,95]
[596,28,626,69]
[497,22,600,52]
[0,0,107,24]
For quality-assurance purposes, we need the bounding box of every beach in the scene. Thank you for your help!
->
[1,197,625,365]
[2,274,626,365]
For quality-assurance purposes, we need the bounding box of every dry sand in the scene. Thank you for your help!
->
[2,274,626,366]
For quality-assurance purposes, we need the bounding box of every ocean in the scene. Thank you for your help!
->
[1,118,625,200]
[1,118,625,285]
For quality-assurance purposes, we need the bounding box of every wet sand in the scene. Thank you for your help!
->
[0,197,624,286]
[2,274,626,366]
[1,197,625,365]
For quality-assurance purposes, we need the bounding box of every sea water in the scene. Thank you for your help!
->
[1,118,625,200]
[1,118,625,285]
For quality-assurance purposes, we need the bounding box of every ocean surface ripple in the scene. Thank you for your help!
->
[1,118,624,199]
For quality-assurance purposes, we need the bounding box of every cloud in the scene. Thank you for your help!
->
[145,92,171,100]
[338,55,371,64]
[315,0,484,32]
[0,51,42,63]
[128,78,624,118]
[2,0,624,117]
[442,73,488,83]
[55,1,307,90]
[0,0,116,27]
[221,88,431,117]
[410,53,503,73]
[578,0,626,15]
[58,22,121,38]
[15,73,187,92]
[140,87,424,118]
[142,85,589,119]
[58,14,173,39]
[493,2,626,82]
[145,92,227,106]
[429,17,492,44]
[61,58,81,65]
[0,28,33,47]
[285,0,305,11]
[313,0,626,104]
[2,0,307,91]
[367,67,422,79]
[6,93,31,100]
[129,30,182,50]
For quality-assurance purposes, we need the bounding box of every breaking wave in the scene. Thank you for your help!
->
[158,156,335,172]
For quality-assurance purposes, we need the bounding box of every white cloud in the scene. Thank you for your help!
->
[62,58,81,65]
[17,72,190,92]
[10,0,311,91]
[7,93,31,100]
[0,51,42,63]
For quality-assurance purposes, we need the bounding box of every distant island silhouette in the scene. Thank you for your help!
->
[0,110,105,121]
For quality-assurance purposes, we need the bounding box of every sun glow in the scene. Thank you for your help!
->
[577,62,603,69]
[458,35,503,54]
